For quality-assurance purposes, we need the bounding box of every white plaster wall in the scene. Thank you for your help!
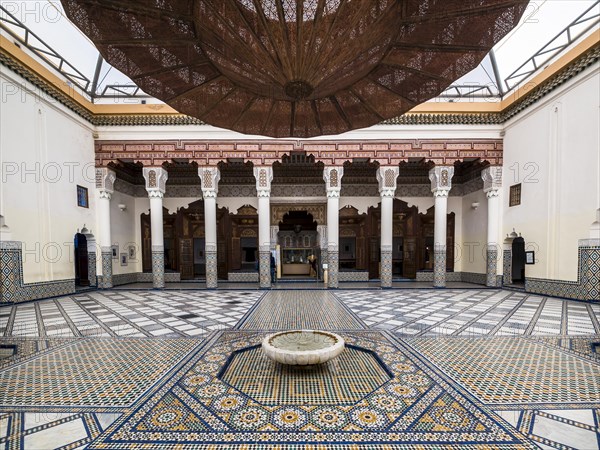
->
[108,191,139,275]
[503,65,600,281]
[460,190,488,274]
[0,69,95,283]
[448,197,463,272]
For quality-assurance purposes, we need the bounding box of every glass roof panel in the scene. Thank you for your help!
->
[491,0,598,89]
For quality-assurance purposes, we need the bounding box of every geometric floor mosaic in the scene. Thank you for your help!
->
[335,289,600,336]
[219,343,391,405]
[405,337,600,405]
[238,290,364,330]
[1,290,262,338]
[0,288,598,448]
[496,408,600,449]
[0,411,121,450]
[0,339,201,408]
[87,331,537,449]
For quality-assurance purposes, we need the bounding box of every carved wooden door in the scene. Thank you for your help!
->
[368,237,380,279]
[230,237,241,271]
[403,238,417,279]
[179,238,194,280]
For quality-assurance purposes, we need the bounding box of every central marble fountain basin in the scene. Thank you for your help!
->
[262,330,345,366]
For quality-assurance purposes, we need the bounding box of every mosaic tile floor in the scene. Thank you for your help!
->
[0,289,598,449]
[335,289,600,336]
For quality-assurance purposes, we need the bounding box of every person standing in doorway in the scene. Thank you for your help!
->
[270,253,277,284]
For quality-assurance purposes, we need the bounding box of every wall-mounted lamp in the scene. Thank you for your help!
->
[118,204,127,212]
[471,202,479,210]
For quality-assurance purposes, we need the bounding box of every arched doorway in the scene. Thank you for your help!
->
[278,211,319,279]
[512,236,526,284]
[74,233,89,287]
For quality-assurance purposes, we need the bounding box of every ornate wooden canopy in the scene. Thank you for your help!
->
[62,0,527,137]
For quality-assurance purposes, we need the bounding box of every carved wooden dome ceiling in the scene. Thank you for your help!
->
[62,0,528,138]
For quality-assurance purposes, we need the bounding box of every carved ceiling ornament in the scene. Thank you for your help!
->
[62,0,527,138]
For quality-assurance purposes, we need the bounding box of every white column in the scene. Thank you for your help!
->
[482,166,502,287]
[429,166,454,288]
[254,166,273,288]
[377,166,399,288]
[317,224,327,281]
[199,167,220,289]
[142,167,168,289]
[96,168,116,289]
[324,166,343,288]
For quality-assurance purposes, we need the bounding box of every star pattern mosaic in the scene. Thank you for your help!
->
[87,331,536,449]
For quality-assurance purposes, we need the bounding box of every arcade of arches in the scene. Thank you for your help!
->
[95,151,494,290]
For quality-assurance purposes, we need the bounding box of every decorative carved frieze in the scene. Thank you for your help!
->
[95,139,504,168]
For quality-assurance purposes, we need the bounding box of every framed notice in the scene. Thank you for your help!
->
[525,251,535,265]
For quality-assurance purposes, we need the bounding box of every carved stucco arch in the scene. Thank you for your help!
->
[271,203,327,225]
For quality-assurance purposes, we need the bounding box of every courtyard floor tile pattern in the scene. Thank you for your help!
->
[0,288,598,448]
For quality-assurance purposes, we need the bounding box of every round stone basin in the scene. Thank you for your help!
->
[262,330,345,366]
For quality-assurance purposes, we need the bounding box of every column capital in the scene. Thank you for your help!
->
[429,165,454,196]
[253,165,273,197]
[142,167,168,196]
[377,166,399,198]
[323,166,344,195]
[482,165,502,194]
[198,166,221,199]
[95,167,116,195]
[486,189,500,199]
